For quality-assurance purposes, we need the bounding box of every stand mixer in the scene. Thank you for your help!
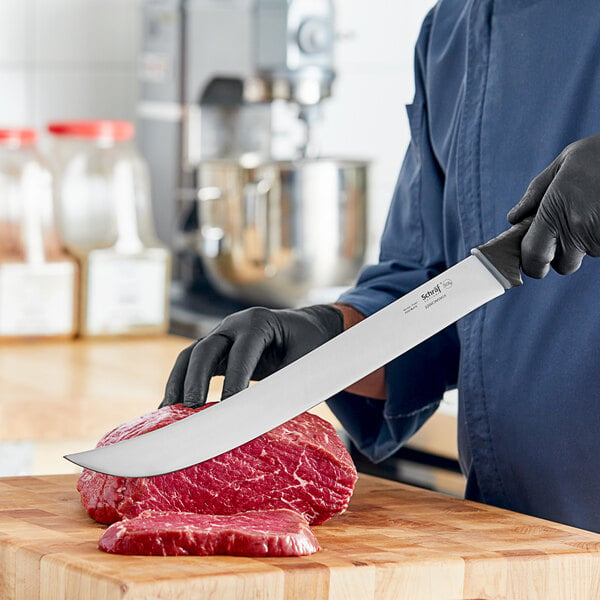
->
[138,0,367,308]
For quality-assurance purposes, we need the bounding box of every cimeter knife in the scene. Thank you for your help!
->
[65,218,532,478]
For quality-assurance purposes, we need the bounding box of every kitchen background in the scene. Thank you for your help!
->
[0,0,435,259]
[0,0,463,495]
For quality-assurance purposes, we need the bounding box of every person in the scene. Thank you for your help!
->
[161,0,600,533]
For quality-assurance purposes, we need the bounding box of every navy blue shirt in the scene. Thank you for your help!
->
[327,0,600,532]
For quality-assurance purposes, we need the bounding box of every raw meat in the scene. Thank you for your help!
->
[78,404,357,526]
[98,509,320,556]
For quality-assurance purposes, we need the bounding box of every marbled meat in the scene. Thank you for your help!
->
[78,404,357,526]
[99,509,320,556]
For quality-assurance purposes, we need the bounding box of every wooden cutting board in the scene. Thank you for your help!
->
[1,474,600,599]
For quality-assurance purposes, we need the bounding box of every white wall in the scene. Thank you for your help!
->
[0,0,436,258]
[0,0,139,127]
[323,1,437,258]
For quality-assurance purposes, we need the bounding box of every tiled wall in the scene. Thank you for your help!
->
[0,0,436,256]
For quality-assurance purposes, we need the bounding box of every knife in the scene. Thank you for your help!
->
[65,217,532,477]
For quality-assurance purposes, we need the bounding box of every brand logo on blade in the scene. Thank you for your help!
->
[421,279,452,309]
[421,283,442,301]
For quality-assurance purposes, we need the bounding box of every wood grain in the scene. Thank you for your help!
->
[1,474,599,599]
[0,336,191,443]
[0,335,345,475]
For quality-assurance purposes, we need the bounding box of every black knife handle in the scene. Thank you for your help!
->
[471,216,534,290]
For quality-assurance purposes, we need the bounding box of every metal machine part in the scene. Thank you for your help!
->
[138,0,366,307]
[194,158,367,307]
[138,0,335,240]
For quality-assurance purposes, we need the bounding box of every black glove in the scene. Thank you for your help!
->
[508,133,600,278]
[160,304,344,408]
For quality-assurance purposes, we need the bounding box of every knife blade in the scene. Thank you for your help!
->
[65,218,532,477]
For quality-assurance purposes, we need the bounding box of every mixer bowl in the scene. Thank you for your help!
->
[195,158,368,307]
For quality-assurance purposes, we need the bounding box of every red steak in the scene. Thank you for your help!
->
[78,404,357,525]
[99,509,320,556]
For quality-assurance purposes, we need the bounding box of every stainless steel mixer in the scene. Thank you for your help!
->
[138,0,368,307]
[196,158,367,306]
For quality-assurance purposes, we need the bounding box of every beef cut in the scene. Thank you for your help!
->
[78,404,357,526]
[99,509,320,556]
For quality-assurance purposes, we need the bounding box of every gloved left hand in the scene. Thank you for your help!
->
[160,304,344,408]
[508,133,600,278]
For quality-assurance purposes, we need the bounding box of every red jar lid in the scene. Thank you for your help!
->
[47,120,135,141]
[0,129,37,146]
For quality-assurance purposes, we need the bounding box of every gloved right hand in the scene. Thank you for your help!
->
[160,304,344,408]
[508,133,600,277]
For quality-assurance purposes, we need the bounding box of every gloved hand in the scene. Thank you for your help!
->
[160,304,344,408]
[508,133,600,278]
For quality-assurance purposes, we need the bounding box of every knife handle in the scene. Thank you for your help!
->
[471,216,534,289]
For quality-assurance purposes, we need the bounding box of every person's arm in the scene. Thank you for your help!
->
[324,7,460,463]
[161,7,456,466]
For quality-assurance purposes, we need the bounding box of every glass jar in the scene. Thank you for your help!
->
[0,128,78,338]
[48,121,170,336]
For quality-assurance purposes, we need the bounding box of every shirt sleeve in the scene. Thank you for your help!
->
[326,7,460,463]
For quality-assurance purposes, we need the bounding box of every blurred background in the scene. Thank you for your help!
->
[0,0,435,265]
[0,0,464,495]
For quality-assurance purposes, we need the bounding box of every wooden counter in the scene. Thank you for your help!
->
[0,336,191,442]
[1,473,600,600]
[0,335,344,476]
[0,336,192,475]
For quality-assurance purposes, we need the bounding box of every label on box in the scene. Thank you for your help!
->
[85,251,168,335]
[0,262,75,336]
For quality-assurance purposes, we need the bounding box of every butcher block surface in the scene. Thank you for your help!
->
[0,336,346,477]
[1,474,600,599]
